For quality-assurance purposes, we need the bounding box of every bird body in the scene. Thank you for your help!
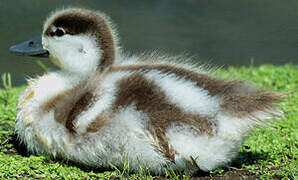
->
[15,8,282,174]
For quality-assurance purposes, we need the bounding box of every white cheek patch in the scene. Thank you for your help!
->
[42,34,102,75]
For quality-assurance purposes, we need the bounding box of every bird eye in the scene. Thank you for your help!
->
[55,28,65,37]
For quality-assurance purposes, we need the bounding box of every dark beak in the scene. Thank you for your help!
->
[9,37,49,57]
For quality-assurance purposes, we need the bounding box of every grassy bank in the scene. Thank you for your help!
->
[0,64,297,179]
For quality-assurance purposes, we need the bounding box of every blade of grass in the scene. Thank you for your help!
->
[36,60,50,72]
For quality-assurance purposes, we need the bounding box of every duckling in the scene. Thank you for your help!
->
[14,8,283,174]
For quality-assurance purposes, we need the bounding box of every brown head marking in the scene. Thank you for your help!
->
[44,9,116,71]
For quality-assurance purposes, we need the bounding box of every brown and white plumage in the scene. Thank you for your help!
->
[16,8,283,174]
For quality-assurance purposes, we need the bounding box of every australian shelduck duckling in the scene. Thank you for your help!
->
[14,8,283,174]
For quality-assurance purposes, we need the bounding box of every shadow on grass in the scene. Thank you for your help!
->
[172,150,269,179]
[10,132,268,178]
[232,149,269,168]
[198,150,269,179]
[9,133,30,157]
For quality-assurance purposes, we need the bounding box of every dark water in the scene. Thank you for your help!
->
[1,0,298,86]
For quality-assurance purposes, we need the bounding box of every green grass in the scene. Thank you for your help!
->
[0,64,297,179]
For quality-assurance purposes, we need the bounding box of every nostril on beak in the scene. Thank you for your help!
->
[29,41,34,46]
[10,36,49,57]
